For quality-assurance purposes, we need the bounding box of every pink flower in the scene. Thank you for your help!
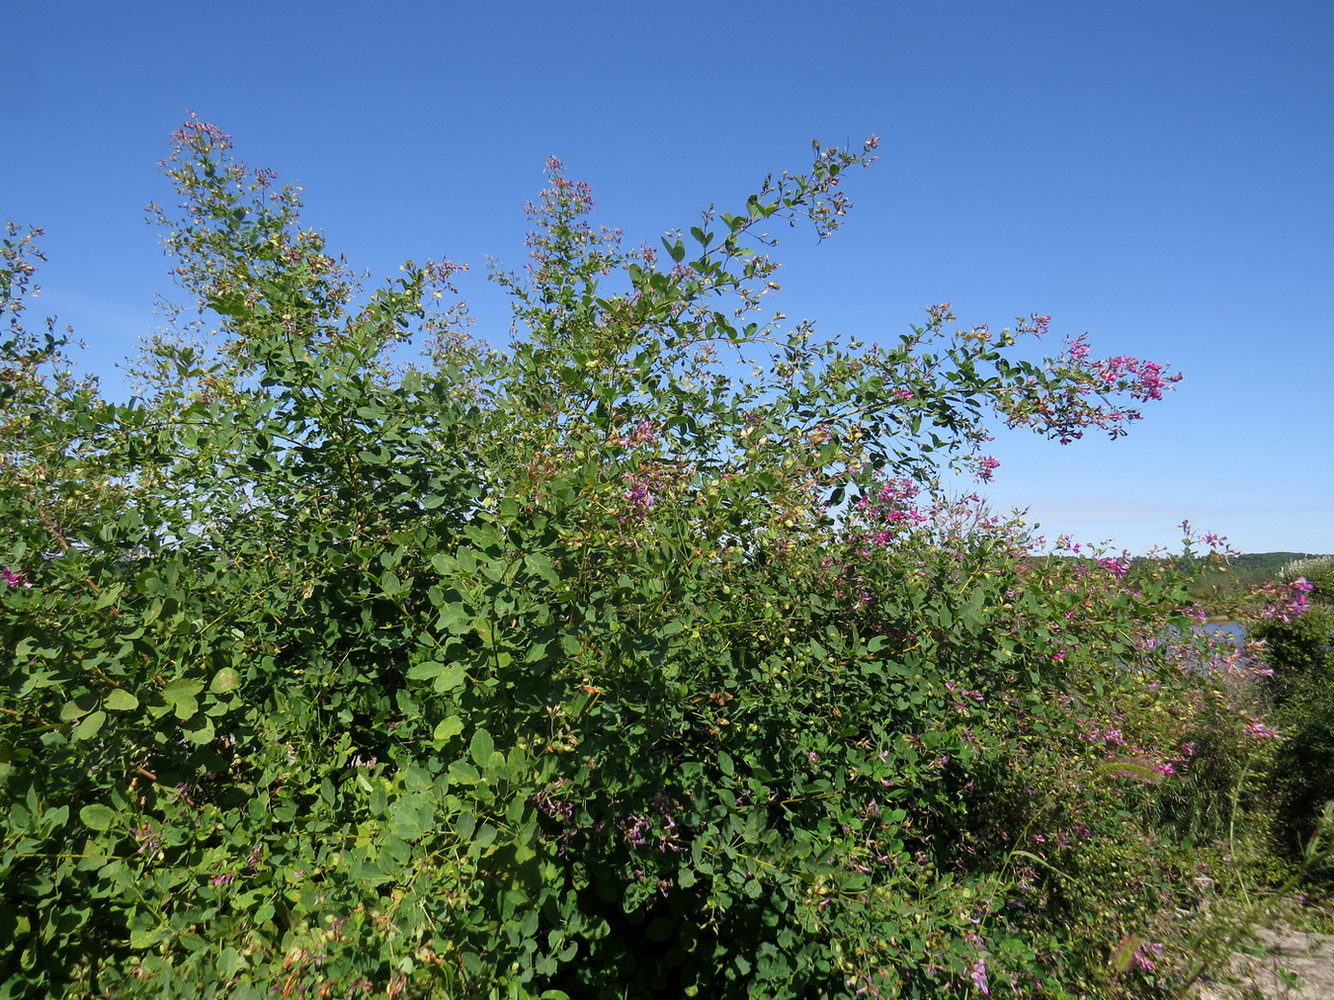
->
[1244,721,1279,739]
[1,567,32,589]
[1259,577,1315,621]
[1099,556,1130,579]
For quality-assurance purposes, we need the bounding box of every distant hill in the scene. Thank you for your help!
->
[1186,551,1330,602]
[1229,552,1327,575]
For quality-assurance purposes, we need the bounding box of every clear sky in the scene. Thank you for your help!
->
[7,0,1331,555]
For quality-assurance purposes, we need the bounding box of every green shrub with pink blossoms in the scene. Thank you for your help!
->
[1,117,1324,999]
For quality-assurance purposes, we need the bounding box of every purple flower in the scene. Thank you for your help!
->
[623,814,651,847]
[971,957,990,995]
[131,823,162,856]
[620,474,656,522]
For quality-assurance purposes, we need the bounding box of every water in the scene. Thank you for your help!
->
[1202,621,1246,644]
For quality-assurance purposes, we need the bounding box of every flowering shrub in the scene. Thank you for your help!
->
[1246,557,1334,866]
[0,117,1299,999]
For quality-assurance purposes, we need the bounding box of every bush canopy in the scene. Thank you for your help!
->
[0,117,1315,999]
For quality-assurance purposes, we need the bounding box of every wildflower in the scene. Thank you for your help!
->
[1259,577,1314,621]
[1133,941,1164,971]
[620,474,656,521]
[973,455,1001,483]
[1243,721,1279,739]
[1,567,32,589]
[131,823,162,856]
[623,815,651,847]
[971,956,990,995]
[629,419,658,446]
[1099,556,1131,579]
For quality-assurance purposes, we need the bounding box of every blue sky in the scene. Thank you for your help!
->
[7,1,1331,554]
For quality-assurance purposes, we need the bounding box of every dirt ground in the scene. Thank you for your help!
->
[1191,926,1334,999]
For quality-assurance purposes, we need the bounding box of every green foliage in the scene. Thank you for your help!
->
[1246,558,1334,867]
[0,118,1290,998]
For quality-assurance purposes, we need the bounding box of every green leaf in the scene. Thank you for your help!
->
[408,660,445,680]
[94,583,125,610]
[104,689,139,712]
[163,679,203,720]
[524,552,559,585]
[449,760,481,784]
[129,926,165,950]
[433,716,464,741]
[470,727,494,766]
[73,710,106,741]
[209,668,241,694]
[433,663,466,692]
[183,716,216,745]
[80,804,116,831]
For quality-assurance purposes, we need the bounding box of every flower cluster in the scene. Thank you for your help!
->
[532,778,580,855]
[1258,576,1314,622]
[1090,354,1179,403]
[621,474,655,521]
[620,792,681,853]
[1242,720,1280,739]
[131,823,162,857]
[1,567,31,589]
[971,454,1001,483]
[853,477,928,546]
[1132,940,1165,972]
[999,332,1184,444]
[607,418,659,449]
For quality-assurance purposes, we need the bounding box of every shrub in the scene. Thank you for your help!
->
[0,117,1284,999]
[1248,558,1334,866]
